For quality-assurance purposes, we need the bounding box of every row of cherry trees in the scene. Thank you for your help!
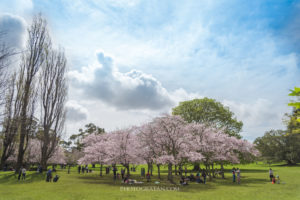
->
[79,114,259,181]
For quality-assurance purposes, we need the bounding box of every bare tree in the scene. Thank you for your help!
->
[15,15,49,172]
[0,73,21,169]
[0,32,15,108]
[39,47,67,170]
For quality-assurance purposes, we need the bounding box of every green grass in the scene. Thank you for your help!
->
[0,163,299,200]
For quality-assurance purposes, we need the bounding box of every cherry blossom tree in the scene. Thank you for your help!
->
[147,114,197,181]
[78,133,108,176]
[105,129,140,176]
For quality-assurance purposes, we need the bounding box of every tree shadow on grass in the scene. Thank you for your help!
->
[272,163,300,167]
[224,169,268,173]
[209,176,269,188]
[159,168,269,174]
[76,174,219,192]
[0,172,45,185]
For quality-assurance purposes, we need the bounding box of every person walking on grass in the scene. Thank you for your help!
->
[113,166,117,180]
[202,169,207,184]
[121,168,125,179]
[46,168,52,182]
[22,167,26,180]
[232,168,236,183]
[78,165,81,174]
[18,167,22,181]
[269,168,274,182]
[236,168,240,184]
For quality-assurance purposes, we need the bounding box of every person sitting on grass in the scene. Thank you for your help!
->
[195,174,203,183]
[123,175,129,184]
[272,176,276,184]
[180,176,188,185]
[189,173,195,182]
[53,174,59,182]
[276,175,280,184]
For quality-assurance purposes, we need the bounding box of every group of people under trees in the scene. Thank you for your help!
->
[97,165,222,186]
[16,165,60,183]
[77,165,92,174]
[180,169,208,185]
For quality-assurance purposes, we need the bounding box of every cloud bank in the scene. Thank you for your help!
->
[66,101,88,122]
[69,52,175,110]
[0,14,26,48]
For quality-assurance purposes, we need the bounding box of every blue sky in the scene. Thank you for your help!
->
[0,0,299,141]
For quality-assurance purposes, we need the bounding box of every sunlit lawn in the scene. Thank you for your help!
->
[0,162,299,200]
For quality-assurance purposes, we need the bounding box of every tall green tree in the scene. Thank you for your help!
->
[172,98,243,138]
[287,87,300,134]
[254,130,300,165]
[69,123,105,151]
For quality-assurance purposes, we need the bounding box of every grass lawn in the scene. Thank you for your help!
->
[0,162,299,200]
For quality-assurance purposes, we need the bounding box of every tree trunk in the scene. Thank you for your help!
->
[126,165,130,176]
[147,163,150,173]
[0,146,9,170]
[157,164,161,179]
[16,130,26,173]
[150,164,153,176]
[168,163,173,181]
[193,163,200,171]
[41,159,48,171]
[208,164,212,181]
[212,163,215,178]
[179,164,183,176]
[100,164,103,176]
[221,163,225,179]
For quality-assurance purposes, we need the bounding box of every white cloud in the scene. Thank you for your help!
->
[69,51,175,110]
[0,14,26,48]
[66,101,88,122]
[0,0,33,16]
[223,99,288,141]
